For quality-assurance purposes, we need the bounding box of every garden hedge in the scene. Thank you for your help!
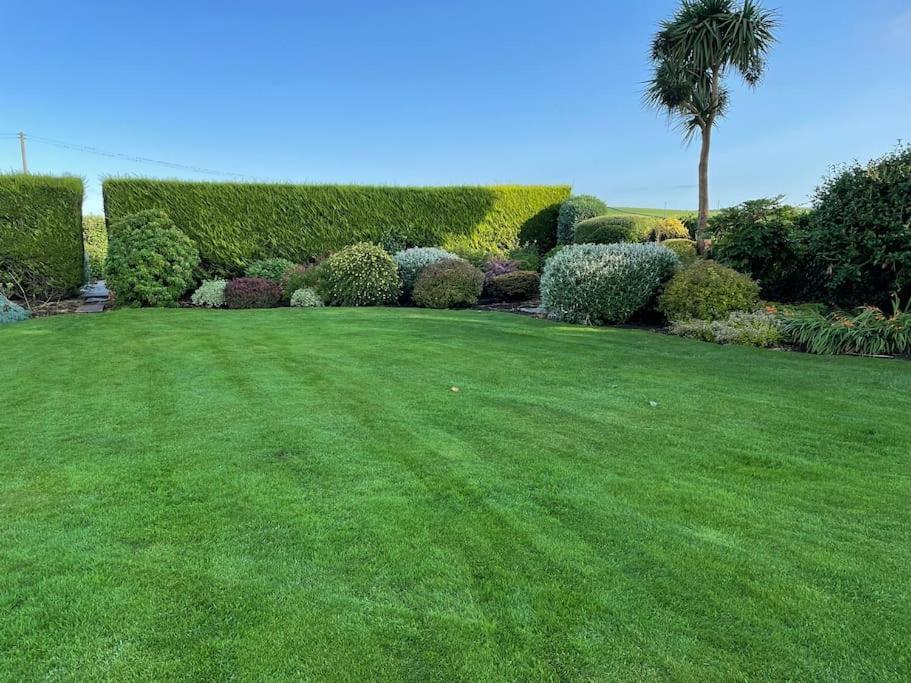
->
[103,180,570,271]
[0,174,84,297]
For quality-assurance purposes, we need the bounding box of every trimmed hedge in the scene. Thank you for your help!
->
[0,174,84,297]
[103,180,570,271]
[557,195,608,245]
[574,216,637,244]
[83,214,107,279]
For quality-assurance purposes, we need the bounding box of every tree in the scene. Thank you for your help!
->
[645,0,778,249]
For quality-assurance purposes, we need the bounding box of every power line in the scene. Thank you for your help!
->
[10,133,276,182]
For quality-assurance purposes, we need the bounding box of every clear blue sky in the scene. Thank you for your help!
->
[2,0,909,214]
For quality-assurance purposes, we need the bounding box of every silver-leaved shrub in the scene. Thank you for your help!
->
[190,279,228,308]
[393,247,460,293]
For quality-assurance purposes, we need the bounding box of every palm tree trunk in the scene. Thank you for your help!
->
[697,123,711,252]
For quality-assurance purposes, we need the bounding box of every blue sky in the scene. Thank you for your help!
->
[2,0,909,214]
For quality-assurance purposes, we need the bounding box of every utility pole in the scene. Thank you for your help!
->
[18,131,29,174]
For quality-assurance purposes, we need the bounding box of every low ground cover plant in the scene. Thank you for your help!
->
[190,279,227,308]
[541,243,679,325]
[289,287,324,307]
[659,261,759,322]
[780,298,911,356]
[393,247,460,293]
[106,210,199,307]
[245,258,296,283]
[321,242,401,306]
[670,310,783,347]
[0,294,30,324]
[224,277,282,309]
[412,260,484,309]
[485,270,540,302]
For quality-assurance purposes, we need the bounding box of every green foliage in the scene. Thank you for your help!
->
[507,242,542,272]
[106,210,199,307]
[245,257,295,283]
[83,215,107,280]
[289,287,325,308]
[649,217,690,242]
[190,279,227,308]
[711,197,811,300]
[0,174,84,298]
[393,247,460,293]
[224,277,282,309]
[573,216,637,245]
[659,260,760,321]
[541,243,680,325]
[662,238,698,264]
[412,259,484,309]
[103,179,569,270]
[0,294,30,324]
[485,271,540,302]
[806,144,911,308]
[670,311,782,347]
[780,298,911,356]
[280,263,317,300]
[322,243,401,306]
[557,195,609,245]
[678,213,699,238]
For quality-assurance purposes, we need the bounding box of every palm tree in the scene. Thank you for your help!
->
[646,0,778,249]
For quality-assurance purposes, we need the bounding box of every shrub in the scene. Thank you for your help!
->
[806,144,911,308]
[678,214,699,239]
[574,216,637,245]
[557,195,609,245]
[289,287,325,308]
[541,243,680,325]
[224,277,282,309]
[245,257,295,283]
[322,243,401,306]
[482,257,519,283]
[1,294,30,324]
[658,261,760,322]
[280,263,314,300]
[393,247,460,293]
[780,298,911,356]
[670,311,782,347]
[0,174,84,298]
[103,180,569,269]
[190,279,227,308]
[508,243,542,272]
[711,197,810,300]
[649,217,689,242]
[412,260,484,309]
[83,215,107,280]
[106,210,199,307]
[486,271,540,302]
[662,239,697,264]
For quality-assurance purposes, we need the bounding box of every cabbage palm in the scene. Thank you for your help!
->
[646,0,778,248]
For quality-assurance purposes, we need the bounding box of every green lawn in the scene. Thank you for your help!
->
[1,308,909,680]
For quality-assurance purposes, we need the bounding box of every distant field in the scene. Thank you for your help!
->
[609,206,696,218]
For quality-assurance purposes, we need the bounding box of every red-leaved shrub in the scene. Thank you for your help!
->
[224,277,282,309]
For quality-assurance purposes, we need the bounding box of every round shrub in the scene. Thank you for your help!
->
[658,261,760,322]
[290,287,325,308]
[393,247,460,293]
[224,277,282,309]
[486,271,540,302]
[557,195,609,245]
[574,216,637,245]
[649,217,690,242]
[541,243,680,325]
[106,210,199,307]
[662,239,698,264]
[190,279,227,308]
[245,258,296,283]
[322,243,401,306]
[412,260,484,309]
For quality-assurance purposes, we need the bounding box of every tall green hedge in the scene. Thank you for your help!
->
[103,180,570,270]
[0,175,84,297]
